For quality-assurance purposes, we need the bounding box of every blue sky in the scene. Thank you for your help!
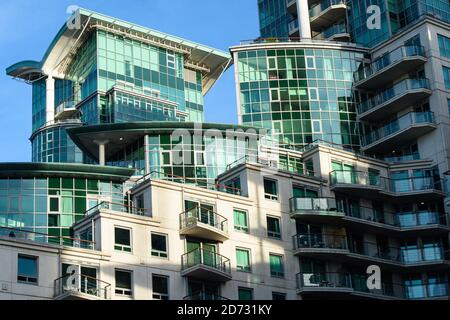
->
[0,0,260,162]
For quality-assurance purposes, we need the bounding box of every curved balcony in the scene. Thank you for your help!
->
[293,233,450,270]
[330,170,444,200]
[312,22,350,41]
[289,197,345,223]
[354,45,427,89]
[361,112,437,153]
[357,78,432,121]
[55,100,79,120]
[296,272,399,299]
[54,274,111,300]
[181,248,232,282]
[296,273,449,300]
[309,0,347,31]
[179,206,229,242]
[183,293,229,300]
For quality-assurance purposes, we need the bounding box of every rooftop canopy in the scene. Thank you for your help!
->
[0,163,134,182]
[67,121,263,161]
[6,8,232,93]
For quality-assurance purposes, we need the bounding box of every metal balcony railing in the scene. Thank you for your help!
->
[362,111,435,146]
[181,248,231,276]
[54,274,111,299]
[85,201,149,217]
[179,206,228,233]
[354,45,426,83]
[0,226,94,250]
[357,78,431,115]
[183,293,229,300]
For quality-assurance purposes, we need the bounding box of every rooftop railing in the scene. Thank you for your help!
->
[0,226,94,250]
[180,205,228,233]
[181,248,231,276]
[357,78,431,115]
[84,201,150,217]
[54,274,111,300]
[362,111,435,146]
[354,45,426,83]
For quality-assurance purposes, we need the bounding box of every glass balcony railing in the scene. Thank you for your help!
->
[330,170,443,194]
[357,78,431,115]
[290,197,342,215]
[179,206,228,233]
[405,283,449,299]
[309,0,346,19]
[181,248,231,276]
[296,272,352,289]
[54,274,111,299]
[0,226,95,250]
[362,112,435,147]
[288,19,299,34]
[354,45,426,83]
[313,22,348,40]
[85,201,150,217]
[183,293,229,300]
[293,233,348,251]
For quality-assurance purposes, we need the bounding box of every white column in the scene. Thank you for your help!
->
[297,0,312,39]
[46,75,55,123]
[144,134,150,175]
[94,140,109,166]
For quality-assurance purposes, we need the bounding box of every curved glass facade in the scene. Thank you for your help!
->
[31,124,84,163]
[258,0,292,38]
[0,176,124,238]
[234,45,365,149]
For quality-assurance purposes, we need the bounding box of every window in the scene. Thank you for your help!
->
[312,120,322,133]
[167,52,176,69]
[438,34,450,58]
[236,248,251,272]
[263,178,278,200]
[272,292,286,300]
[443,66,450,89]
[306,56,315,69]
[152,274,169,300]
[269,254,284,278]
[308,88,318,100]
[267,216,281,239]
[17,255,38,284]
[114,227,132,252]
[115,269,132,296]
[49,196,60,213]
[135,194,144,210]
[151,233,168,258]
[234,209,249,233]
[238,287,253,300]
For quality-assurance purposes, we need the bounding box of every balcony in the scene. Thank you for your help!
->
[361,112,437,153]
[183,293,229,300]
[288,19,299,36]
[181,248,232,282]
[54,101,78,120]
[179,206,229,242]
[286,0,323,15]
[330,170,444,200]
[309,0,347,31]
[85,201,150,217]
[293,233,349,258]
[289,197,345,223]
[296,272,398,299]
[54,274,111,300]
[312,22,350,41]
[354,45,427,90]
[357,78,432,121]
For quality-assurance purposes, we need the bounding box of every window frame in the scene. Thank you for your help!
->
[263,178,279,201]
[151,232,168,259]
[114,226,132,253]
[269,253,285,278]
[236,247,252,273]
[238,287,254,300]
[266,215,282,240]
[152,274,169,300]
[17,254,38,285]
[233,208,249,233]
[115,269,133,296]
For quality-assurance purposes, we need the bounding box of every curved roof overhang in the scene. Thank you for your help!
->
[0,163,134,182]
[67,122,263,161]
[6,8,232,93]
[6,60,44,83]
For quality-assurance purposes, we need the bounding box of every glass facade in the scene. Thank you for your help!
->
[0,176,124,239]
[236,46,364,149]
[31,125,84,163]
[258,0,292,38]
[32,79,46,133]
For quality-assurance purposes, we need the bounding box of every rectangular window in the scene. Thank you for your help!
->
[312,120,322,133]
[306,56,315,69]
[115,269,132,296]
[269,254,284,278]
[443,66,450,89]
[438,34,450,58]
[167,52,176,69]
[17,255,38,284]
[114,227,132,252]
[238,287,253,300]
[272,292,286,300]
[49,196,60,213]
[263,178,278,200]
[151,233,168,258]
[234,209,249,233]
[236,248,251,272]
[152,274,169,300]
[267,216,281,239]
